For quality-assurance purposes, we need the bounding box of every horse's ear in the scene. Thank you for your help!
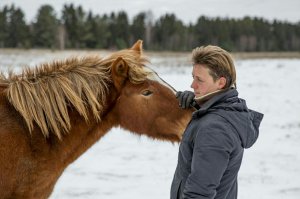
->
[131,40,143,54]
[111,57,129,92]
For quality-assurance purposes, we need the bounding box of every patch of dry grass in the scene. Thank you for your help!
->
[232,52,300,59]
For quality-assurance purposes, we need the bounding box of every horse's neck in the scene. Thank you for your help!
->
[7,109,118,199]
[0,86,120,198]
[48,106,118,168]
[63,90,120,166]
[25,87,120,168]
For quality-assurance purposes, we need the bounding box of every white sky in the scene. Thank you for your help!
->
[1,0,300,24]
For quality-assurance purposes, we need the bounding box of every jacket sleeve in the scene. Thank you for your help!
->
[182,121,234,199]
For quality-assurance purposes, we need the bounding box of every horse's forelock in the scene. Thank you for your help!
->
[102,49,150,84]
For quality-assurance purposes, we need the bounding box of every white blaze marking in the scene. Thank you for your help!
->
[144,67,177,94]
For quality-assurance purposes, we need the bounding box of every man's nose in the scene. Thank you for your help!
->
[191,79,197,89]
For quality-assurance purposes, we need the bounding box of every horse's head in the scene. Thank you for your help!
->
[109,41,193,142]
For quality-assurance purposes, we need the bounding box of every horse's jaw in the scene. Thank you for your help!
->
[119,114,192,143]
[151,114,192,142]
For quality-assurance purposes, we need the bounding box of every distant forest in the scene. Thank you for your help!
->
[0,4,300,51]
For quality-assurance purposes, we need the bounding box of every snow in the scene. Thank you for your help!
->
[0,50,299,198]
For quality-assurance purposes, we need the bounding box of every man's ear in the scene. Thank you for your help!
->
[218,77,227,89]
[111,57,129,92]
[131,40,143,54]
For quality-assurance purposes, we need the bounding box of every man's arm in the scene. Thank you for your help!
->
[183,121,234,199]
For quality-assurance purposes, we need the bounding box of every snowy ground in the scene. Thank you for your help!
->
[0,50,299,199]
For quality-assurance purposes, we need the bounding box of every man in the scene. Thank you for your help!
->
[170,45,263,199]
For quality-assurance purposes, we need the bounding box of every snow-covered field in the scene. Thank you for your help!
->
[0,50,299,199]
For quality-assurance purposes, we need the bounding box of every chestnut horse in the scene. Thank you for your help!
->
[0,40,193,199]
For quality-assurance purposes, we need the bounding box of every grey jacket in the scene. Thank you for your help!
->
[170,88,263,199]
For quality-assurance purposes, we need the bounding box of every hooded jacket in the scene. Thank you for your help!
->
[170,88,263,199]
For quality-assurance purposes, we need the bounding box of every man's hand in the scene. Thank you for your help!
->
[176,91,195,109]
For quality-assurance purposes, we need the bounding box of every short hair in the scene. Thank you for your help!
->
[192,45,236,88]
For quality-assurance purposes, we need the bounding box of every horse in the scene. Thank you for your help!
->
[0,40,193,199]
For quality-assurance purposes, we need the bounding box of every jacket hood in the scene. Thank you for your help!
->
[193,88,264,148]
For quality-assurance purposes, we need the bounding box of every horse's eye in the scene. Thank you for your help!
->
[142,90,153,96]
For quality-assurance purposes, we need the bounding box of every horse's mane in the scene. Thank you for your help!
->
[0,49,149,139]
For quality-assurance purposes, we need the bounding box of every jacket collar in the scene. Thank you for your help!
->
[192,88,238,118]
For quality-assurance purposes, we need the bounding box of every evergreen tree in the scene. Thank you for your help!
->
[153,13,184,50]
[32,5,58,48]
[115,11,130,49]
[0,6,9,47]
[1,3,300,51]
[6,5,30,48]
[292,22,300,50]
[93,14,110,48]
[131,12,146,44]
[239,16,256,51]
[82,11,97,48]
[185,23,196,50]
[252,17,271,51]
[75,6,88,48]
[107,12,117,49]
[62,4,87,48]
[144,10,154,49]
[62,4,75,48]
[194,16,211,46]
[106,11,130,49]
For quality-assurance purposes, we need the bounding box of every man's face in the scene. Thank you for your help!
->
[191,64,224,98]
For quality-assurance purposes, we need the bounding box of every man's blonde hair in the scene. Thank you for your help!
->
[192,45,236,88]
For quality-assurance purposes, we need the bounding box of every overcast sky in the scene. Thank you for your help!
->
[1,0,299,24]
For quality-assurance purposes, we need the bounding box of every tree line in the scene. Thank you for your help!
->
[0,4,300,51]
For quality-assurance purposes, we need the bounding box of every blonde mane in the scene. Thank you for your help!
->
[0,49,149,139]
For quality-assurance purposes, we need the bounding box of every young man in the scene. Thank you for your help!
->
[170,45,263,199]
